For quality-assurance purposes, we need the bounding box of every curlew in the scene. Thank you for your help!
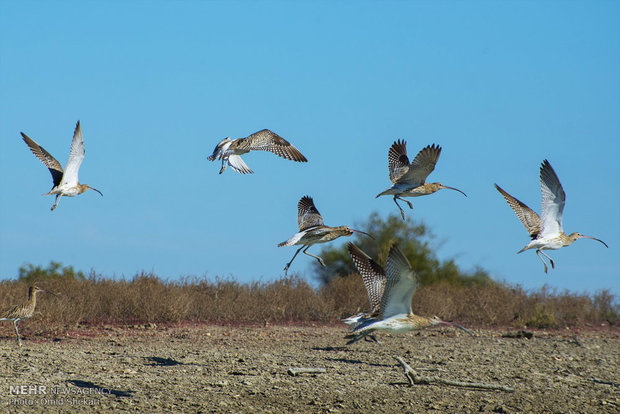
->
[0,286,56,346]
[346,243,473,344]
[278,196,373,275]
[495,159,608,273]
[207,129,307,174]
[376,141,466,219]
[21,121,103,211]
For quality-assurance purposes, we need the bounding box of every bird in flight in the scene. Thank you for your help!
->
[278,196,373,275]
[207,129,307,174]
[376,141,466,219]
[21,121,102,211]
[495,159,608,273]
[346,243,473,344]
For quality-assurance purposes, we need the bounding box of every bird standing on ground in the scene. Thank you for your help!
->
[495,159,608,273]
[207,129,307,174]
[21,121,103,211]
[0,286,56,346]
[376,141,466,219]
[346,243,473,344]
[278,196,373,275]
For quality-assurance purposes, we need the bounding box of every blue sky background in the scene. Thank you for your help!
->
[1,1,618,297]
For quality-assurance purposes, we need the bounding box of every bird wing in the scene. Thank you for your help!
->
[538,159,565,237]
[59,121,85,187]
[495,183,541,238]
[228,154,253,174]
[297,196,324,231]
[230,129,308,162]
[21,132,64,187]
[400,144,441,187]
[387,139,411,183]
[347,243,386,314]
[379,244,417,319]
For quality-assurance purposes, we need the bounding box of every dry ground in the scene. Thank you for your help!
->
[0,324,618,413]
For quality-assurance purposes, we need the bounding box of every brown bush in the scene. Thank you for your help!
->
[0,273,618,339]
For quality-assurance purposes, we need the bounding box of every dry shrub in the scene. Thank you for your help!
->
[320,273,369,320]
[0,273,618,338]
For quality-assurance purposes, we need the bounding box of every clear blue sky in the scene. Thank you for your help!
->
[1,1,618,297]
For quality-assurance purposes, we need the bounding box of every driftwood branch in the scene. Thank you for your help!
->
[393,356,514,393]
[288,367,326,376]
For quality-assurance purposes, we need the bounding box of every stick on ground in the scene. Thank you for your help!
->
[393,356,514,393]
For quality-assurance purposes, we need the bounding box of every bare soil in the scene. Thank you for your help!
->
[0,324,618,413]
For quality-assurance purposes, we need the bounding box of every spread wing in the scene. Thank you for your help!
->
[347,243,385,314]
[538,159,565,237]
[379,244,417,319]
[400,144,441,187]
[495,183,541,238]
[297,196,323,231]
[231,129,307,162]
[387,139,411,183]
[59,121,85,187]
[21,132,64,187]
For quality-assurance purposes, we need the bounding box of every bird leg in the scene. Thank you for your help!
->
[539,250,555,270]
[219,159,228,174]
[302,246,325,267]
[284,246,305,275]
[393,196,413,220]
[51,194,62,211]
[13,320,22,347]
[535,249,551,273]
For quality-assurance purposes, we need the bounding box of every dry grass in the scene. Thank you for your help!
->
[0,273,617,339]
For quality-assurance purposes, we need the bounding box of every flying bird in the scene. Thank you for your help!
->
[207,129,307,174]
[495,159,608,273]
[376,141,466,219]
[278,196,373,275]
[346,243,473,344]
[21,121,102,211]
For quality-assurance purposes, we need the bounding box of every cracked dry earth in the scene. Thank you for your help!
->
[0,324,618,413]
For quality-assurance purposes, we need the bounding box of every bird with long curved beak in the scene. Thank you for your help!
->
[0,285,58,346]
[278,196,373,275]
[495,159,608,273]
[345,243,474,345]
[376,141,466,219]
[21,121,103,211]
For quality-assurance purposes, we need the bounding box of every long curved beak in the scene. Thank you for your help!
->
[580,235,608,248]
[352,229,375,240]
[40,289,59,297]
[88,186,103,196]
[440,184,467,197]
[439,320,475,337]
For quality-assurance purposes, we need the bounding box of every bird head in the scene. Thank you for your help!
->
[567,232,608,248]
[435,183,467,197]
[79,184,103,196]
[340,226,374,240]
[207,137,232,161]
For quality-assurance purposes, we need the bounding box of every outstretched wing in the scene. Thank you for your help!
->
[379,244,417,319]
[495,183,541,238]
[297,196,323,231]
[60,121,85,187]
[21,132,64,187]
[347,243,386,314]
[387,139,411,183]
[231,129,307,162]
[400,144,441,187]
[539,159,565,237]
